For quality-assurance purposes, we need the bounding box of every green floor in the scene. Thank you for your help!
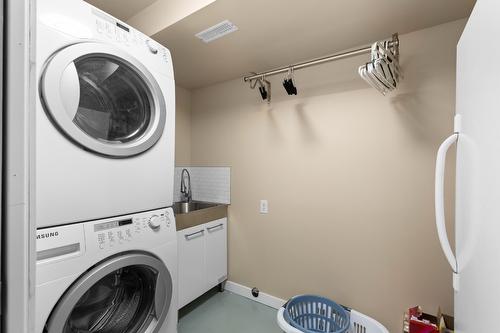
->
[178,289,283,333]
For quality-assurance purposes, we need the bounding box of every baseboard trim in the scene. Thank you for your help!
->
[225,281,286,309]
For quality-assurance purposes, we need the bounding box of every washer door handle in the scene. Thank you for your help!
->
[154,271,169,319]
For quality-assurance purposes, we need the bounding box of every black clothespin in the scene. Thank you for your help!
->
[283,67,297,95]
[259,85,268,100]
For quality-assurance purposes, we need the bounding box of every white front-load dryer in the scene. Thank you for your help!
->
[36,208,177,333]
[35,0,175,228]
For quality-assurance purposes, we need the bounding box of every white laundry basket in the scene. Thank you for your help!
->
[277,305,389,333]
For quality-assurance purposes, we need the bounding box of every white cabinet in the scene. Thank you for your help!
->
[205,219,228,288]
[177,225,207,309]
[177,218,227,309]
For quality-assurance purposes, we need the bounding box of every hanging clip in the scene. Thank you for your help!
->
[261,75,271,104]
[248,72,271,103]
[283,67,298,95]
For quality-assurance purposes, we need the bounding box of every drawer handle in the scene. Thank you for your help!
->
[37,243,80,261]
[185,230,204,240]
[207,223,224,232]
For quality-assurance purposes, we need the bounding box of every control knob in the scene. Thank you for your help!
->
[146,39,159,54]
[148,215,161,230]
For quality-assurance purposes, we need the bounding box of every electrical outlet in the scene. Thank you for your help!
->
[260,200,268,214]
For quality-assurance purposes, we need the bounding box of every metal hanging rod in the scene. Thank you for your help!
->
[243,33,399,82]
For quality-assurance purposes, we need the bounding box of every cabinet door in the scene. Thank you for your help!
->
[177,225,206,309]
[205,218,228,289]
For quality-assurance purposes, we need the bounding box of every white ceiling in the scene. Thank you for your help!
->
[87,0,475,89]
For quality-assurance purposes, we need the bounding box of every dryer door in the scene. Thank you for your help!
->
[45,253,173,333]
[40,42,166,158]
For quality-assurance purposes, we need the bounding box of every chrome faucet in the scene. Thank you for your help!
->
[180,168,192,203]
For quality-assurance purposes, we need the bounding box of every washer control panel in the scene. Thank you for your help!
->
[93,208,174,250]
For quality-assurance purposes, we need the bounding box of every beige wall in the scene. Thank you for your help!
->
[175,85,192,165]
[183,19,465,332]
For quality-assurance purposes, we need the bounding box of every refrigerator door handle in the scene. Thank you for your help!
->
[435,133,459,274]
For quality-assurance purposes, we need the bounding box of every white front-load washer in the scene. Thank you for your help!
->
[36,208,177,333]
[35,0,175,228]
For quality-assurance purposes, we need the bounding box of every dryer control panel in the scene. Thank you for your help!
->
[92,8,171,65]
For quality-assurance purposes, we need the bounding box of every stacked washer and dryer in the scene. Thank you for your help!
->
[35,0,178,332]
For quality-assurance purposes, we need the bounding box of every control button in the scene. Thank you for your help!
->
[133,33,141,44]
[96,20,104,34]
[134,219,141,232]
[146,40,159,54]
[117,230,124,242]
[126,229,132,239]
[162,49,169,63]
[107,231,115,246]
[131,32,138,44]
[98,233,105,249]
[148,215,161,230]
[105,23,115,38]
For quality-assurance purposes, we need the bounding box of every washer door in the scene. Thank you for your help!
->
[40,42,166,158]
[45,253,172,333]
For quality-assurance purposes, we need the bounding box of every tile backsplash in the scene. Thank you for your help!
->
[173,167,231,204]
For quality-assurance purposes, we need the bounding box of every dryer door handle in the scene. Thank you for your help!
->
[59,61,81,119]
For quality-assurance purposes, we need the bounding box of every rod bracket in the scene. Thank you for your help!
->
[391,33,400,60]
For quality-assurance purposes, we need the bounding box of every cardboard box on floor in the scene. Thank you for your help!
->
[403,306,454,333]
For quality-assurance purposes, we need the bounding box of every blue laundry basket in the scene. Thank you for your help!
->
[282,295,350,333]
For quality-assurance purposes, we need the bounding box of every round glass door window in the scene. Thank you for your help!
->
[74,56,152,144]
[40,42,166,158]
[63,266,156,333]
[45,254,172,333]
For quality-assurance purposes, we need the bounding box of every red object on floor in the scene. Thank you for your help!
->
[410,319,439,333]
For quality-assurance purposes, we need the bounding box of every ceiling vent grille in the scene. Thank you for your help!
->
[195,20,238,43]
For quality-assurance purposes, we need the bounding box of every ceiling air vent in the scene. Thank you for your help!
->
[195,20,238,43]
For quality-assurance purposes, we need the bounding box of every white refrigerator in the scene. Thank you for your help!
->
[435,1,500,332]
